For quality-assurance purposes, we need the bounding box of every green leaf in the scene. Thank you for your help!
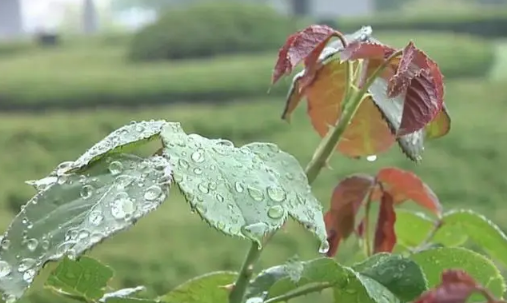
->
[443,209,507,269]
[160,122,327,249]
[395,210,467,248]
[411,247,506,302]
[104,298,157,303]
[334,271,401,303]
[45,257,113,301]
[158,271,237,303]
[246,265,286,299]
[0,152,171,301]
[351,253,427,301]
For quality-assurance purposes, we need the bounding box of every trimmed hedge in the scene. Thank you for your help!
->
[337,9,507,37]
[128,1,297,61]
[0,31,496,110]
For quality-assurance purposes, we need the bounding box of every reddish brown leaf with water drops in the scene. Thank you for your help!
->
[376,167,442,217]
[388,42,445,136]
[324,174,375,257]
[413,269,501,303]
[373,193,397,253]
[272,25,336,85]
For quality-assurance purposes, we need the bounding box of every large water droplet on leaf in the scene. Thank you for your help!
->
[247,186,264,202]
[266,186,287,202]
[108,161,123,176]
[267,205,285,220]
[366,155,377,162]
[0,261,11,278]
[318,240,330,254]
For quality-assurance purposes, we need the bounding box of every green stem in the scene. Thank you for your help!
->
[228,243,263,303]
[263,282,334,303]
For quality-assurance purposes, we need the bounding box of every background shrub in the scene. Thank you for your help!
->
[338,9,507,37]
[128,1,296,61]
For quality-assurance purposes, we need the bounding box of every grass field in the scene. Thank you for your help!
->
[1,77,507,302]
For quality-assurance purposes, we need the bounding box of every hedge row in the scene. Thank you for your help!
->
[337,8,507,37]
[128,2,302,61]
[0,31,496,110]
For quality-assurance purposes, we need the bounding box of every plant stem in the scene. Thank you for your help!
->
[263,282,334,303]
[228,243,262,303]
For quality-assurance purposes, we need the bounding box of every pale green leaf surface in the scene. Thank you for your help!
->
[351,253,427,301]
[45,257,113,300]
[333,270,401,303]
[395,210,467,248]
[411,247,506,302]
[160,122,327,248]
[0,154,171,301]
[368,78,424,161]
[443,209,507,269]
[158,271,237,303]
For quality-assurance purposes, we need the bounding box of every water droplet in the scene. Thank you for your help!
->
[18,258,36,273]
[111,192,135,219]
[193,167,203,175]
[23,269,36,283]
[26,238,38,251]
[266,186,286,202]
[41,240,50,250]
[366,155,377,162]
[144,185,162,201]
[109,161,123,175]
[215,194,224,203]
[318,240,330,254]
[57,174,69,185]
[197,182,209,193]
[1,239,10,250]
[234,182,244,193]
[65,229,78,241]
[217,222,226,230]
[267,205,285,219]
[78,230,90,240]
[89,210,103,226]
[196,203,207,214]
[178,159,189,169]
[247,186,264,201]
[411,135,418,145]
[80,185,93,199]
[56,161,74,175]
[4,295,16,303]
[191,149,205,163]
[0,261,11,278]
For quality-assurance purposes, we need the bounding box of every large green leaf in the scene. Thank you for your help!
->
[0,122,172,302]
[45,257,113,301]
[411,247,506,302]
[158,271,237,303]
[443,209,507,269]
[351,253,427,301]
[160,122,327,249]
[395,210,467,248]
[246,265,286,300]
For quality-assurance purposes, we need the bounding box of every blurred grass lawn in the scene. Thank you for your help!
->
[1,78,507,302]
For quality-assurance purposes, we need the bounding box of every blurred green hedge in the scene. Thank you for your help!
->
[0,31,495,109]
[338,9,507,37]
[128,1,297,61]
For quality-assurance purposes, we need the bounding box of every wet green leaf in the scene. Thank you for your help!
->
[246,265,286,300]
[443,209,507,269]
[395,210,467,248]
[104,298,157,303]
[411,247,506,302]
[351,253,427,301]
[158,271,237,303]
[45,257,113,301]
[0,153,171,301]
[334,271,401,303]
[160,122,327,249]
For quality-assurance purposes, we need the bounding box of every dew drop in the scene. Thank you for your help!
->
[215,194,225,203]
[18,258,36,273]
[267,205,285,219]
[80,184,93,199]
[266,186,286,202]
[89,210,103,226]
[193,167,203,175]
[41,240,50,251]
[111,192,136,219]
[196,203,207,214]
[144,185,162,201]
[78,230,90,240]
[109,161,123,175]
[247,186,264,201]
[23,269,36,283]
[1,239,10,250]
[190,149,205,163]
[0,261,11,278]
[26,238,38,251]
[197,182,209,193]
[178,159,189,169]
[318,240,330,254]
[234,182,244,193]
[366,155,377,162]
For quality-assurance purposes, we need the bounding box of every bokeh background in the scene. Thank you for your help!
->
[1,0,507,302]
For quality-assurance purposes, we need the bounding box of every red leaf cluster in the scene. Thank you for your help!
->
[413,270,505,303]
[323,167,441,257]
[272,25,448,160]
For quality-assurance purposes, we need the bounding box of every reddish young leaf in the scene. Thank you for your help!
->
[373,193,397,253]
[388,42,445,136]
[340,40,396,62]
[272,25,336,84]
[376,167,442,217]
[324,174,375,257]
[414,270,482,303]
[281,73,305,122]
